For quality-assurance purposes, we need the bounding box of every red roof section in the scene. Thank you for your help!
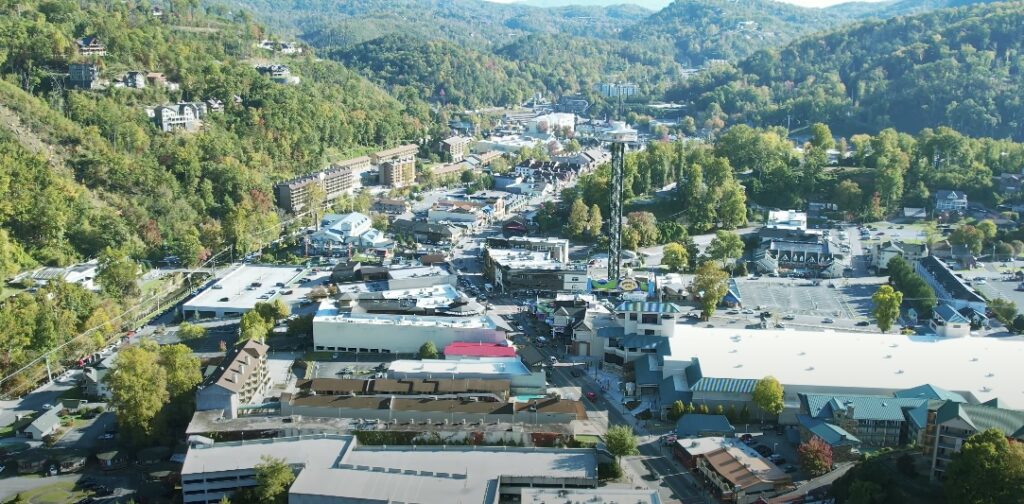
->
[443,342,517,358]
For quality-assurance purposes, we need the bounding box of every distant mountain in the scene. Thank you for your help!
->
[513,0,669,9]
[825,0,1000,18]
[235,0,649,47]
[668,1,1024,139]
[620,0,848,65]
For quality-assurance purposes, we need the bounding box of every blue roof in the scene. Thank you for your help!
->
[619,334,667,351]
[906,402,929,430]
[801,393,927,422]
[634,354,661,386]
[894,384,968,403]
[691,377,758,395]
[659,375,691,407]
[797,415,861,447]
[615,302,683,314]
[934,304,969,324]
[676,414,735,438]
[595,326,625,339]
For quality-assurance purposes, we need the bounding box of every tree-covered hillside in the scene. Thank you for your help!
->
[668,1,1024,140]
[0,0,430,270]
[232,0,650,48]
[620,0,846,65]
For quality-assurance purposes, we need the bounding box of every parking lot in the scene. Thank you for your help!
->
[735,277,880,320]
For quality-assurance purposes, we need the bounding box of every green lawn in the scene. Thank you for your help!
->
[10,481,91,503]
[574,434,602,446]
[0,416,34,439]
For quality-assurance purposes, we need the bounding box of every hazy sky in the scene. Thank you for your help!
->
[487,0,891,9]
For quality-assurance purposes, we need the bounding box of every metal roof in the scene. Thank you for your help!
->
[690,377,758,395]
[675,414,734,438]
[797,415,861,447]
[800,393,927,422]
[894,384,968,403]
[935,401,1024,439]
[615,302,683,314]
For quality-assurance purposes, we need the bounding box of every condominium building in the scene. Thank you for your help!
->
[195,340,270,419]
[440,135,472,162]
[273,156,370,212]
[373,144,418,187]
[929,400,1024,481]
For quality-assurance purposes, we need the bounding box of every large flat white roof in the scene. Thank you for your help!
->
[666,327,1024,409]
[389,357,530,377]
[183,434,596,503]
[183,264,303,313]
[315,302,497,329]
[292,447,595,503]
[181,435,352,476]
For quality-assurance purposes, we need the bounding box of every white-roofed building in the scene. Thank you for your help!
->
[182,265,303,319]
[764,210,807,231]
[307,212,392,256]
[181,434,599,504]
[388,357,546,393]
[312,301,508,355]
[661,327,1024,417]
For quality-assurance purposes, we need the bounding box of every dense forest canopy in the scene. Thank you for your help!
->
[668,1,1024,140]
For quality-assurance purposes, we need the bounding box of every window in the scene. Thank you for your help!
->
[629,313,637,321]
[641,314,658,324]
[644,329,655,336]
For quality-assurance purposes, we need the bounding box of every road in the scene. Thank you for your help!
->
[508,305,706,504]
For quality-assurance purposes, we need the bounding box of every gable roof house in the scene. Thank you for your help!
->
[195,340,270,419]
[76,36,106,56]
[934,190,968,212]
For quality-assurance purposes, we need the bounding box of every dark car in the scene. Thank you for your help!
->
[755,445,772,456]
[856,321,870,326]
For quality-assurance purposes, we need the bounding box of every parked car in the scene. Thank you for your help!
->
[823,318,835,324]
[661,434,678,445]
[97,433,115,441]
[740,433,753,443]
[585,391,597,401]
[782,314,795,320]
[856,321,870,326]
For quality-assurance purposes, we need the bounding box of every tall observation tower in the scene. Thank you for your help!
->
[603,121,637,282]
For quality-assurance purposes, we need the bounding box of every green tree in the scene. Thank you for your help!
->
[104,341,168,443]
[693,262,729,319]
[586,204,603,239]
[989,298,1018,327]
[662,242,689,272]
[159,344,202,398]
[752,376,784,418]
[944,429,1024,504]
[977,219,997,242]
[950,224,986,255]
[809,123,835,150]
[833,180,863,213]
[96,247,140,299]
[605,425,639,459]
[626,212,659,247]
[669,400,686,421]
[567,198,589,238]
[798,438,833,477]
[253,455,296,504]
[255,299,290,323]
[706,230,744,268]
[871,285,903,333]
[418,340,438,359]
[239,310,270,343]
[177,322,206,341]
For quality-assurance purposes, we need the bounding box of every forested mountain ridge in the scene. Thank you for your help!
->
[328,32,681,110]
[231,0,651,48]
[0,0,430,273]
[668,1,1024,140]
[619,0,848,65]
[826,0,1001,19]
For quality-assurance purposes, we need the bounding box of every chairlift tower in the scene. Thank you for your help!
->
[603,121,637,282]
